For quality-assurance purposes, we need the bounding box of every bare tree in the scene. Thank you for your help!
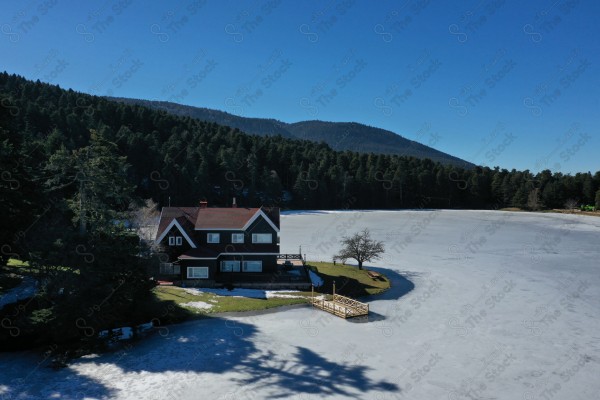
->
[131,199,161,250]
[564,199,578,212]
[335,228,385,270]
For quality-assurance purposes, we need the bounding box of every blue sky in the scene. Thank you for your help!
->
[1,0,598,173]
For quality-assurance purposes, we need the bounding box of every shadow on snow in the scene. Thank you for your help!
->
[1,314,401,399]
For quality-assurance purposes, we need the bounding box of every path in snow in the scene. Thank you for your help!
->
[1,210,599,399]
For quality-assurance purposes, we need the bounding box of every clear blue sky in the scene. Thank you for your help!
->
[2,0,598,173]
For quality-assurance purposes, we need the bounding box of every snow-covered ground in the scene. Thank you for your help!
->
[308,269,324,287]
[1,210,600,399]
[0,276,37,310]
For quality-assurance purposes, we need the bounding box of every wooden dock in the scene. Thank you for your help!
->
[311,283,369,319]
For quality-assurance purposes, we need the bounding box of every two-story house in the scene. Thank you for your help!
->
[155,201,281,285]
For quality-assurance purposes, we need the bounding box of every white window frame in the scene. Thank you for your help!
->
[220,260,241,272]
[187,266,209,279]
[252,233,272,244]
[168,236,183,246]
[231,233,244,244]
[243,260,262,272]
[207,233,220,243]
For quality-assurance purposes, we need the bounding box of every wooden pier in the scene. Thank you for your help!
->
[311,282,369,319]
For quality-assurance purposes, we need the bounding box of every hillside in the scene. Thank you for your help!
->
[1,71,597,215]
[107,97,472,167]
[286,120,465,165]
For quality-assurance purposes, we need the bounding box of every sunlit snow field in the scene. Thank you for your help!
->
[2,210,599,399]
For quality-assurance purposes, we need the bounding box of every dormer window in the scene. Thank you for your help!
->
[169,236,183,246]
[207,233,220,243]
[252,233,272,243]
[231,233,244,243]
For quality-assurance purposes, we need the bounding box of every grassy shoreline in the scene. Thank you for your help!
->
[153,262,391,317]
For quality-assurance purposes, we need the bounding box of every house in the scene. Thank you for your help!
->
[155,201,305,288]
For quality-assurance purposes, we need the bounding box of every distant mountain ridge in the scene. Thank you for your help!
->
[107,97,473,167]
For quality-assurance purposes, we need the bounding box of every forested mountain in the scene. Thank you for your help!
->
[2,71,598,217]
[108,97,294,138]
[108,97,471,167]
[1,71,599,351]
[286,120,462,164]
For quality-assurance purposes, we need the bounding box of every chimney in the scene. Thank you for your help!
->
[199,200,208,209]
[232,197,237,208]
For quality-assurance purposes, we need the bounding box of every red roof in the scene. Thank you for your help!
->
[155,206,280,241]
[195,207,259,229]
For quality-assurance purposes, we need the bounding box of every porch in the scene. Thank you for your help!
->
[158,254,311,290]
[214,255,310,289]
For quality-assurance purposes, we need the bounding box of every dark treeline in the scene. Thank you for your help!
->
[1,72,598,215]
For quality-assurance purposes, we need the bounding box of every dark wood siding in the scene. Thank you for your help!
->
[193,230,246,245]
[246,216,277,237]
[161,225,193,260]
[216,254,278,274]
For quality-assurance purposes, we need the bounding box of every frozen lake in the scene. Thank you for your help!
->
[2,210,600,399]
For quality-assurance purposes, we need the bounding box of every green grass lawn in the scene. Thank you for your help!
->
[152,261,391,316]
[153,285,310,315]
[6,259,29,268]
[308,262,391,297]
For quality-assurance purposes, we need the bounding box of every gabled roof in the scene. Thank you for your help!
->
[194,207,280,232]
[155,218,197,248]
[155,205,280,243]
[155,207,199,245]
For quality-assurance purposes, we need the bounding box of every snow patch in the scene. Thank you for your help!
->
[184,287,301,299]
[183,301,214,310]
[0,276,37,309]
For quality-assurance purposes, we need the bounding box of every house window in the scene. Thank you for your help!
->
[168,236,183,246]
[187,266,209,279]
[252,233,272,243]
[220,260,241,272]
[231,233,244,243]
[207,233,220,243]
[243,260,262,272]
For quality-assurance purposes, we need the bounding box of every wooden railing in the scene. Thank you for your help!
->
[333,294,369,315]
[311,294,369,319]
[277,254,303,260]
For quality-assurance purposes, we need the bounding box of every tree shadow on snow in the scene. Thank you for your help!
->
[2,315,400,399]
[234,345,399,398]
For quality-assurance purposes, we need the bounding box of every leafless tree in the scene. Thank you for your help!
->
[131,199,161,250]
[564,199,578,212]
[335,228,385,270]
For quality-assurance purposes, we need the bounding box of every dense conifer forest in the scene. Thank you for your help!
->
[0,71,598,352]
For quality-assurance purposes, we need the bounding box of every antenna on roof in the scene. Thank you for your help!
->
[232,197,237,208]
[168,196,171,207]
